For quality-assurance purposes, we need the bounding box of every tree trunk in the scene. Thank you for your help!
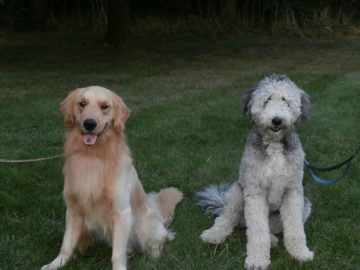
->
[104,0,130,48]
[30,0,49,30]
[222,0,237,19]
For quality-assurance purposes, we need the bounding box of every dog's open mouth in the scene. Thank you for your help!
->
[270,126,281,132]
[83,133,98,145]
[82,123,108,146]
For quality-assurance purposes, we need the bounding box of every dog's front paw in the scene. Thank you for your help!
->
[286,244,314,262]
[113,267,127,270]
[40,255,69,270]
[200,228,227,244]
[112,258,127,270]
[112,262,127,270]
[40,263,62,270]
[40,265,51,270]
[245,255,270,270]
[292,248,314,262]
[299,250,314,262]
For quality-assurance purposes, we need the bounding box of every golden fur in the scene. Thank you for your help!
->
[41,86,183,270]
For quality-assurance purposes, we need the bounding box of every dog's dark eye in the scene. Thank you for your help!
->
[101,104,110,110]
[79,101,86,107]
[264,96,272,106]
[282,97,291,107]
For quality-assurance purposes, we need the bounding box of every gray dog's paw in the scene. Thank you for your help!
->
[200,228,227,244]
[245,255,270,270]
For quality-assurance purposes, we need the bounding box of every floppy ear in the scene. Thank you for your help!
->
[240,86,257,121]
[297,91,311,123]
[112,93,131,133]
[60,88,82,128]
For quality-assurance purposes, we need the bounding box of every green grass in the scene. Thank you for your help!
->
[0,32,359,270]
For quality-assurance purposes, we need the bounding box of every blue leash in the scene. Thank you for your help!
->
[304,145,360,185]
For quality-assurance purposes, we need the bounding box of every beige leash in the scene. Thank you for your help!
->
[0,154,63,163]
[0,125,63,163]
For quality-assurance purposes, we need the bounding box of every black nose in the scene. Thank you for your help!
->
[83,119,97,131]
[272,117,282,127]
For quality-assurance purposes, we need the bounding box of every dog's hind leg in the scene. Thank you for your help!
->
[147,223,169,258]
[134,210,171,259]
[303,196,312,223]
[200,183,244,244]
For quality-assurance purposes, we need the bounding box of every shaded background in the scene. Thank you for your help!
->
[1,0,360,44]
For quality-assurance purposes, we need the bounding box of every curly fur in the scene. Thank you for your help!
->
[195,184,231,216]
[198,75,314,270]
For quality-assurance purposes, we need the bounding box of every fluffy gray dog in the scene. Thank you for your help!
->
[196,75,314,270]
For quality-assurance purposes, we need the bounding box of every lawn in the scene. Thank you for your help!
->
[0,33,359,270]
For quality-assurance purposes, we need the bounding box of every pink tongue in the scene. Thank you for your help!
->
[83,134,98,145]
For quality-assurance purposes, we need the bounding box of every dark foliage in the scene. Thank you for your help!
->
[0,0,359,32]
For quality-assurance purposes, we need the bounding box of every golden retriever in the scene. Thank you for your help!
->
[41,86,183,270]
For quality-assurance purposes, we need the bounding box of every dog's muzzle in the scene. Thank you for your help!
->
[270,117,282,132]
[82,121,108,146]
[82,119,98,145]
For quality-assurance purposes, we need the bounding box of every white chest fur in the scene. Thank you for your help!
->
[241,141,301,211]
[264,144,291,210]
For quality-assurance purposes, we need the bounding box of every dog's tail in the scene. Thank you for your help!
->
[195,183,232,217]
[153,187,183,226]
